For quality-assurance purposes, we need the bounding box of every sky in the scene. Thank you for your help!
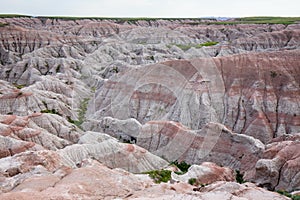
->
[1,0,299,18]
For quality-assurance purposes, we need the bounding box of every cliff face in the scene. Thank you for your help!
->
[92,50,300,143]
[0,17,299,198]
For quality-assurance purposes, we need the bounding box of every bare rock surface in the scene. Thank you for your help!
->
[96,118,264,175]
[59,132,168,173]
[0,157,289,200]
[0,113,83,152]
[91,50,300,144]
[253,138,300,192]
[171,162,234,185]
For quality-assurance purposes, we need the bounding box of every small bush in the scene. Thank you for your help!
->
[145,169,172,183]
[293,195,300,200]
[235,170,245,184]
[277,190,292,197]
[188,178,197,185]
[270,71,277,78]
[0,22,9,27]
[41,109,61,115]
[171,160,191,173]
[277,190,300,200]
[13,83,25,89]
[111,66,119,73]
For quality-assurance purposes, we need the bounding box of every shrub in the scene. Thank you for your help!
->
[235,170,245,184]
[171,160,191,174]
[145,169,172,183]
[111,66,119,73]
[13,83,25,89]
[293,195,300,200]
[270,71,277,78]
[41,109,61,115]
[0,22,9,27]
[188,178,197,185]
[277,190,300,200]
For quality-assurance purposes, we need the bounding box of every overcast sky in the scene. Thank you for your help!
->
[1,0,299,18]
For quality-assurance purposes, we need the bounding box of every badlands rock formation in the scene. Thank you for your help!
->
[96,118,264,177]
[0,17,299,199]
[171,162,235,185]
[0,158,289,200]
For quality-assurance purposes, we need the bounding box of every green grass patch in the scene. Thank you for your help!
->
[188,178,197,185]
[204,17,300,25]
[68,98,89,128]
[277,190,300,200]
[174,44,193,51]
[173,41,218,51]
[195,41,219,47]
[0,14,31,18]
[145,169,172,183]
[238,16,300,25]
[13,83,26,89]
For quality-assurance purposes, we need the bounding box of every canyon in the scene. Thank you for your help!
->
[0,17,299,199]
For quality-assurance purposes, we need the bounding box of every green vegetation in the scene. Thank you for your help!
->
[41,109,61,115]
[0,14,31,18]
[145,169,172,183]
[235,170,246,184]
[238,16,300,25]
[13,83,26,89]
[56,65,61,73]
[270,71,278,78]
[204,17,300,25]
[171,160,191,174]
[188,178,197,185]
[188,178,207,187]
[149,55,155,61]
[174,44,193,51]
[172,41,218,51]
[91,86,97,92]
[0,22,9,27]
[16,92,23,97]
[111,66,119,73]
[277,190,300,200]
[194,41,219,47]
[68,98,89,128]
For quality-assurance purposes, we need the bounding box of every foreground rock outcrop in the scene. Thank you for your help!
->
[254,135,300,192]
[0,157,289,200]
[171,162,235,185]
[94,118,264,176]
